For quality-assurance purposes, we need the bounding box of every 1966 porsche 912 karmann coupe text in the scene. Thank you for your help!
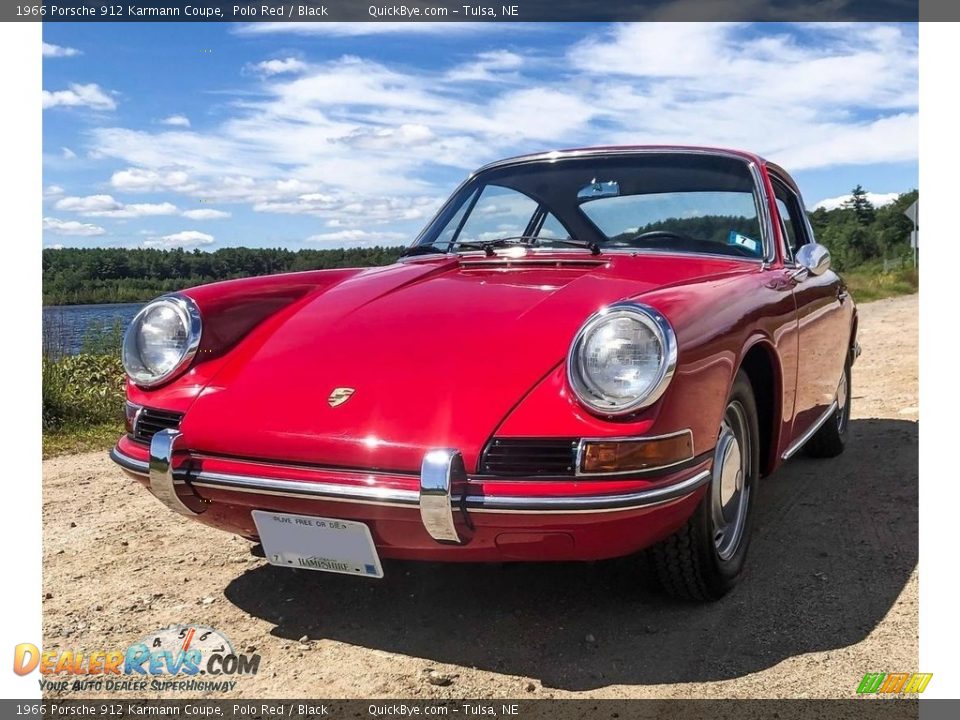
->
[111,147,858,600]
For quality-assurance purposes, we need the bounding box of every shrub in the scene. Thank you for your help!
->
[42,353,125,431]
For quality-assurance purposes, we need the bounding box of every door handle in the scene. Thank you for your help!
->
[837,287,849,303]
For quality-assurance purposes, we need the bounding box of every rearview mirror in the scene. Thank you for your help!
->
[578,179,620,200]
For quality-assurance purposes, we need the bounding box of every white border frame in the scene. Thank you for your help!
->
[0,21,42,699]
[919,21,958,700]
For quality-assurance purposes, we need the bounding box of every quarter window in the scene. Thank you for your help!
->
[771,178,808,261]
[537,213,571,241]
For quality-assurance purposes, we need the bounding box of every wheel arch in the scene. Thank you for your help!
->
[736,337,785,477]
[849,308,860,365]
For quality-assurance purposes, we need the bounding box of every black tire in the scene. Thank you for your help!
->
[647,371,761,601]
[804,360,851,459]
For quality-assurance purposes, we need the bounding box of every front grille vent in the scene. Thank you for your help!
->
[479,438,579,477]
[133,408,183,445]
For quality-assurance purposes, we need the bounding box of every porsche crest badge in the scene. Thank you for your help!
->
[327,387,356,407]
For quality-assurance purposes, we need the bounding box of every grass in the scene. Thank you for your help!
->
[43,421,123,459]
[43,352,126,459]
[844,264,919,304]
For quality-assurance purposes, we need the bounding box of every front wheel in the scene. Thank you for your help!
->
[648,370,760,601]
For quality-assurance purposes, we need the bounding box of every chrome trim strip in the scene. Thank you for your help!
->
[781,400,838,461]
[110,445,710,513]
[465,470,710,514]
[574,429,695,477]
[194,472,419,505]
[747,160,776,264]
[148,429,201,516]
[420,449,467,544]
[459,257,609,268]
[472,147,758,177]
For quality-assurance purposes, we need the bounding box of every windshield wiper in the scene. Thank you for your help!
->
[399,240,526,258]
[457,235,602,257]
[400,243,451,257]
[540,237,603,256]
[402,235,602,258]
[451,236,537,256]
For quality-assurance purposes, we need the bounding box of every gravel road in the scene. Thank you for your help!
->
[41,293,919,699]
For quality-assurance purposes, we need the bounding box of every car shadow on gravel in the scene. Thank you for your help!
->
[224,418,917,691]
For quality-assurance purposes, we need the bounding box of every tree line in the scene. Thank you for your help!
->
[43,246,405,305]
[42,188,918,306]
[809,187,917,271]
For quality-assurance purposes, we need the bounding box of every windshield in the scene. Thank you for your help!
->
[414,153,767,260]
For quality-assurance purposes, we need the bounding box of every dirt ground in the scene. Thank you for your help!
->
[42,293,919,699]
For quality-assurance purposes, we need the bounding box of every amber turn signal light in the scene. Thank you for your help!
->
[580,431,693,474]
[124,402,142,434]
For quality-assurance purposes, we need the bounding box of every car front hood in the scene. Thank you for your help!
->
[181,254,745,472]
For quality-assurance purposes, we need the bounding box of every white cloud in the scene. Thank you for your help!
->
[43,217,106,236]
[42,83,116,111]
[813,191,902,211]
[252,57,308,76]
[74,24,916,242]
[182,208,231,220]
[306,229,407,248]
[772,113,918,172]
[54,194,118,213]
[337,123,435,151]
[61,147,77,159]
[55,194,178,218]
[254,192,440,223]
[44,185,65,197]
[42,42,81,58]
[446,50,524,82]
[110,168,195,193]
[144,230,214,248]
[566,23,918,167]
[160,114,191,127]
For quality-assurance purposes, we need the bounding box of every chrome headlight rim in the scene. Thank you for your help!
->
[566,301,678,417]
[122,294,202,389]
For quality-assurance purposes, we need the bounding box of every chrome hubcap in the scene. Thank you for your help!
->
[836,369,849,433]
[711,401,751,561]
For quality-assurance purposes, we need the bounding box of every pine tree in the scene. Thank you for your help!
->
[843,185,876,226]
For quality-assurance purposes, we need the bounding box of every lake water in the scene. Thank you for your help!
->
[42,303,142,355]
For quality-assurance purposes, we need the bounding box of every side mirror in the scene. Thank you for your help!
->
[792,243,831,281]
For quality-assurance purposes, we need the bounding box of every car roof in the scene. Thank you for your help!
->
[473,145,770,175]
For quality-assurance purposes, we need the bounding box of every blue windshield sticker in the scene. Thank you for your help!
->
[728,231,759,254]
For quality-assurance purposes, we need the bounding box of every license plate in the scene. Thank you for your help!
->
[251,510,383,578]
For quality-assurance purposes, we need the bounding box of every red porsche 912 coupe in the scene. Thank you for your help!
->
[111,147,858,600]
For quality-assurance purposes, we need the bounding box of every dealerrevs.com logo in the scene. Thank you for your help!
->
[13,625,260,693]
[857,673,933,695]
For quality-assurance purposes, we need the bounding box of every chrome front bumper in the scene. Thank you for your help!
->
[111,429,711,545]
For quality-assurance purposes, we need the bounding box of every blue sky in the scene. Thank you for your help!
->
[41,22,918,251]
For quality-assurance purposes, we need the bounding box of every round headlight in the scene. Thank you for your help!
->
[567,302,677,416]
[122,295,202,388]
